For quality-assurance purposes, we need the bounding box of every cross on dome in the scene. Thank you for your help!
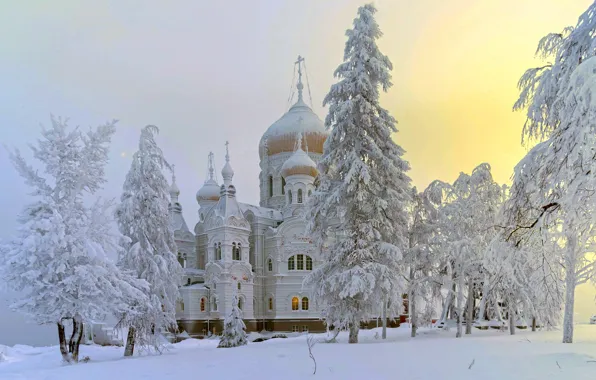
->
[222,141,234,186]
[170,164,180,201]
[295,55,305,102]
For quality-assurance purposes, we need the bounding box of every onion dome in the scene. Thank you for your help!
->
[259,56,328,159]
[281,134,318,178]
[196,152,221,203]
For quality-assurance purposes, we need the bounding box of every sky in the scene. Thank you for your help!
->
[0,0,594,346]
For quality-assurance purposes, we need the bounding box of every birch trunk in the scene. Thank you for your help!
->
[124,326,136,357]
[509,304,515,335]
[381,298,387,339]
[456,273,464,338]
[70,314,84,362]
[57,321,71,363]
[476,276,489,323]
[465,282,474,335]
[348,323,359,344]
[562,233,577,344]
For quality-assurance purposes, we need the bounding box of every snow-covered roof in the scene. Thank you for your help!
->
[239,202,283,220]
[259,98,328,159]
[281,142,318,178]
[171,209,191,233]
[196,179,220,203]
[184,268,205,276]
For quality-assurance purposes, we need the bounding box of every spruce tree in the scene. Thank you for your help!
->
[218,294,248,348]
[304,3,411,344]
[115,125,182,356]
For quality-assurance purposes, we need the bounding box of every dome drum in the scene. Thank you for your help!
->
[261,132,327,158]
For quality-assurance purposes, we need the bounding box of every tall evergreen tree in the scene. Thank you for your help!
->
[1,117,147,363]
[304,3,411,344]
[115,125,182,356]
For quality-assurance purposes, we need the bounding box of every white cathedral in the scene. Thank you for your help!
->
[171,58,336,336]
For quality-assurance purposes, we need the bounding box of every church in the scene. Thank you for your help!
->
[170,57,336,336]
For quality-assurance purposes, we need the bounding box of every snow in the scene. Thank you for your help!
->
[2,325,596,379]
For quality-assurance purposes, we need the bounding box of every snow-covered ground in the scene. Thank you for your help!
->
[1,324,596,380]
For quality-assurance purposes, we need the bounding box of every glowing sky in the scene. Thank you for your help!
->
[0,0,594,345]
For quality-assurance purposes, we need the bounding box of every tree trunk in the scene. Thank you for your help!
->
[69,318,77,353]
[509,305,515,335]
[381,298,387,339]
[124,326,136,357]
[348,323,359,344]
[409,268,417,338]
[562,234,577,344]
[456,274,464,338]
[70,314,84,362]
[57,321,71,363]
[532,317,537,332]
[476,275,489,323]
[465,282,474,335]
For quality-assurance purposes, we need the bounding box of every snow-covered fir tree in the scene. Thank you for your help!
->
[304,3,411,344]
[217,293,248,348]
[0,117,148,363]
[115,125,183,356]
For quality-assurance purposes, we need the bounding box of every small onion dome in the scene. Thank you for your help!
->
[281,147,318,178]
[170,180,180,197]
[259,98,328,159]
[196,179,220,203]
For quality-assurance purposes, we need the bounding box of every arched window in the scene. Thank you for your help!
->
[291,297,299,311]
[288,189,293,204]
[180,300,185,312]
[268,176,273,197]
[236,243,242,260]
[238,297,244,310]
[268,258,273,272]
[297,189,303,203]
[306,256,313,271]
[268,297,273,310]
[237,282,241,290]
[216,243,222,260]
[232,243,239,260]
[200,298,206,312]
[186,278,191,285]
[211,297,218,311]
[282,177,286,195]
[178,253,186,268]
[302,297,309,310]
[288,256,295,271]
[297,254,304,270]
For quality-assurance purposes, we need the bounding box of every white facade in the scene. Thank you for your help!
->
[172,59,334,335]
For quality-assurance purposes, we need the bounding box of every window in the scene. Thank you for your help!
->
[216,243,222,260]
[237,243,242,260]
[238,297,244,310]
[212,298,218,311]
[237,282,241,290]
[288,190,293,204]
[268,297,273,310]
[302,297,309,310]
[297,254,304,270]
[302,326,309,332]
[200,298,206,312]
[233,243,241,260]
[292,325,299,332]
[282,177,286,195]
[186,278,191,285]
[268,176,273,197]
[306,256,313,271]
[213,283,216,290]
[180,301,184,311]
[268,258,273,272]
[292,297,299,311]
[178,253,186,268]
[308,190,312,197]
[288,256,295,271]
[297,189,303,203]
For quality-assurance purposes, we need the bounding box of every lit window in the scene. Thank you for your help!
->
[302,326,308,332]
[200,298,206,312]
[237,282,241,290]
[302,297,309,310]
[268,297,273,310]
[292,325,299,332]
[282,177,286,195]
[297,254,304,270]
[268,258,273,272]
[292,297,299,311]
[288,256,295,271]
[297,189,303,203]
[306,256,313,271]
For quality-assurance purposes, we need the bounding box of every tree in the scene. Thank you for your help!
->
[505,56,596,343]
[218,294,248,348]
[115,125,182,356]
[1,116,148,363]
[514,1,596,141]
[304,3,411,344]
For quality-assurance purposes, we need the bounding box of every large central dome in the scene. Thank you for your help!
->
[259,97,328,159]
